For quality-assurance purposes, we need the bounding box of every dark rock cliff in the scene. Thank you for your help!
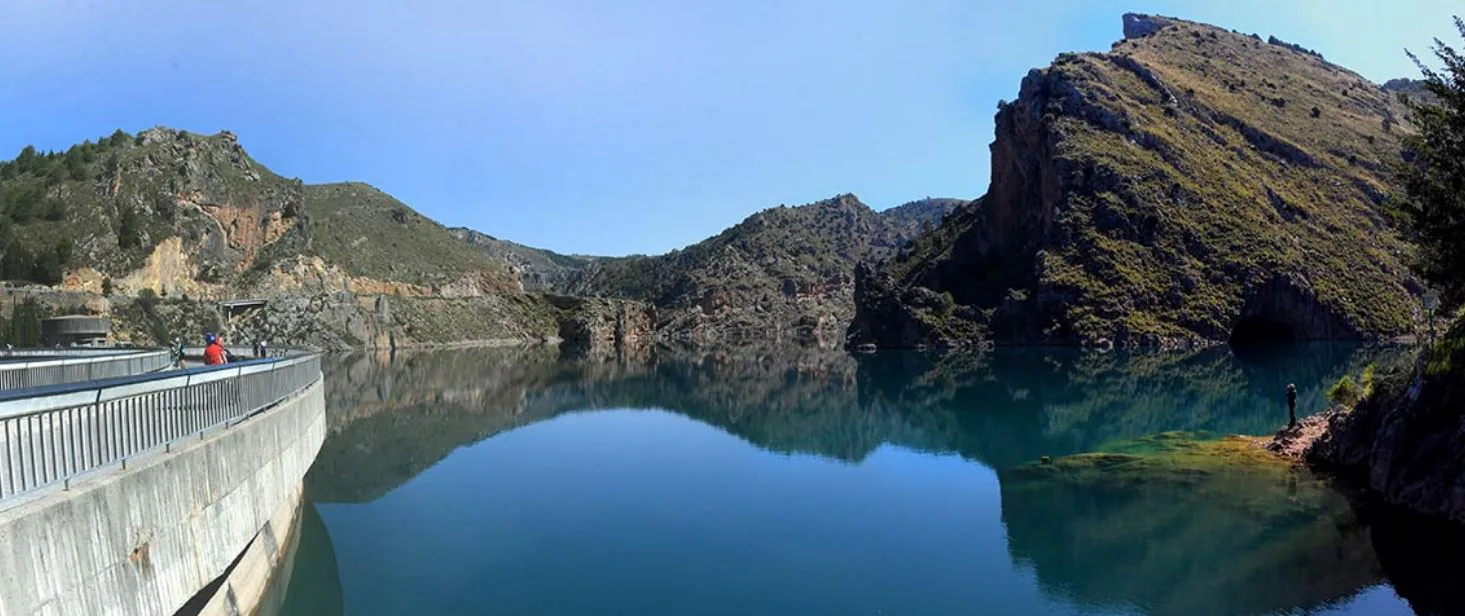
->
[850,14,1422,348]
[1307,326,1465,525]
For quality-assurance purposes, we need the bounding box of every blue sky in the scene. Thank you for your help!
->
[0,1,1456,256]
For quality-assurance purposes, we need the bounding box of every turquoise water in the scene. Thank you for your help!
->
[266,344,1460,615]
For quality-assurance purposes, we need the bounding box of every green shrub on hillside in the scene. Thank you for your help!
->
[1328,364,1378,408]
[1327,375,1361,407]
[117,206,141,249]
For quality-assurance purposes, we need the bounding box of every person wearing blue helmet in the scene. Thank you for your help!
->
[203,333,227,365]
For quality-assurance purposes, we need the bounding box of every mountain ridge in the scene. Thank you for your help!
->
[849,13,1423,349]
[0,13,1431,351]
[559,193,959,345]
[0,125,955,349]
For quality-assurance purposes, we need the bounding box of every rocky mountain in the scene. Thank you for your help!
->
[879,197,965,233]
[850,14,1424,349]
[0,127,528,301]
[448,227,597,292]
[0,124,962,351]
[0,125,958,351]
[0,127,310,298]
[1381,77,1440,106]
[566,194,961,346]
[291,182,520,295]
[0,127,657,350]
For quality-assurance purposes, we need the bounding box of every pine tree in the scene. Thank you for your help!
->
[117,206,141,249]
[9,299,42,347]
[1396,17,1465,312]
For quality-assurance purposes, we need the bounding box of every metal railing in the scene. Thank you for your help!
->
[180,346,291,361]
[0,352,321,503]
[0,349,173,391]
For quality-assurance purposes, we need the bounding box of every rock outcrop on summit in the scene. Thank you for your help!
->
[850,14,1424,349]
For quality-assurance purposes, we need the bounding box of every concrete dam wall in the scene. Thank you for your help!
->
[0,379,326,616]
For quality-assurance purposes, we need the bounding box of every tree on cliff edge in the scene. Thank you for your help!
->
[1396,17,1465,313]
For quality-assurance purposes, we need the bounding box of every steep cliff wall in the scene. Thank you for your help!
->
[851,14,1422,348]
[1307,324,1465,524]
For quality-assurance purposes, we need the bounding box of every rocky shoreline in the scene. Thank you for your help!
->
[1261,407,1343,461]
[1257,347,1465,527]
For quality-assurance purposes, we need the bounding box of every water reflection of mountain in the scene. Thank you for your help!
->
[273,503,344,616]
[1363,506,1465,616]
[1000,453,1465,616]
[298,343,1462,616]
[999,444,1382,616]
[310,343,1394,504]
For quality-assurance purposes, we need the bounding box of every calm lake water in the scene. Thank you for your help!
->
[264,343,1465,616]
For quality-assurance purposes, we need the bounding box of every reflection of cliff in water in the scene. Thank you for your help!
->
[311,348,570,503]
[271,502,344,616]
[998,437,1383,616]
[1362,505,1465,616]
[310,343,1398,503]
[855,344,1398,467]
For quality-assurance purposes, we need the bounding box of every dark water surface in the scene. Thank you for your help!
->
[265,343,1463,615]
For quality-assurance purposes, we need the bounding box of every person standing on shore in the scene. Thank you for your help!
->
[1286,383,1298,428]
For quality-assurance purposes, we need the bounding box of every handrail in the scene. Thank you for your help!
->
[0,348,140,358]
[0,349,173,392]
[0,352,322,504]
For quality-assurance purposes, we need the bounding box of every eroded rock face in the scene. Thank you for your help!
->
[847,263,981,349]
[849,14,1421,348]
[1121,13,1170,40]
[551,295,655,353]
[29,127,312,300]
[450,227,594,293]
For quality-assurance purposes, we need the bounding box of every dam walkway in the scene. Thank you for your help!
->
[0,347,326,616]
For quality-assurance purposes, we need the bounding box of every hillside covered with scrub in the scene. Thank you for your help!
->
[849,14,1425,349]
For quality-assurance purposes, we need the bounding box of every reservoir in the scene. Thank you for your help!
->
[267,344,1459,615]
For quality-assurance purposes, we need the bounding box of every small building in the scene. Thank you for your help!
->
[41,315,111,347]
[218,298,268,319]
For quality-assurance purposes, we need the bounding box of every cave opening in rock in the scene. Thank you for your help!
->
[1229,315,1302,348]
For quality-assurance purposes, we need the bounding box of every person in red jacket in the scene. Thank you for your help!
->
[203,333,228,366]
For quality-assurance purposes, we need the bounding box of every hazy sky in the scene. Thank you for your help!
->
[0,1,1456,255]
